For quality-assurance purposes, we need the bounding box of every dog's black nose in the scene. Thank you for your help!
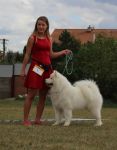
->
[46,83,53,87]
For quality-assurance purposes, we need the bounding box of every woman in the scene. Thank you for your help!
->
[20,16,71,126]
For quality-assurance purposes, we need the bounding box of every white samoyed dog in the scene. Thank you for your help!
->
[45,70,103,126]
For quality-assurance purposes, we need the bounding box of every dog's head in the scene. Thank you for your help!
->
[45,70,58,87]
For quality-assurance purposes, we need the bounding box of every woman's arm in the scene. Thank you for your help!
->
[50,37,71,59]
[20,36,34,76]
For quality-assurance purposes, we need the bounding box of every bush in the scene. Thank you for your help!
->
[77,35,117,102]
[52,31,117,103]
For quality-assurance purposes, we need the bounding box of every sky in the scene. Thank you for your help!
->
[0,0,117,53]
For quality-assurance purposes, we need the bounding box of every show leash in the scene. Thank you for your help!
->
[62,51,74,75]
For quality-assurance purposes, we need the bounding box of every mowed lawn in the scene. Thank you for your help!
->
[0,98,117,150]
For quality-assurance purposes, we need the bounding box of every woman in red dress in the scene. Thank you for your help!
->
[20,16,71,126]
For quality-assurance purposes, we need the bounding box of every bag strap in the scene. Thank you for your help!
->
[32,35,37,50]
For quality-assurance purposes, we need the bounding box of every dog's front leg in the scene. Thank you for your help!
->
[63,109,72,126]
[52,108,62,126]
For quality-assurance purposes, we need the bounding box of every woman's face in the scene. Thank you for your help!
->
[37,19,47,34]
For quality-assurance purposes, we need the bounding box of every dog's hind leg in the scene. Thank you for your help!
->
[63,109,72,126]
[90,108,103,126]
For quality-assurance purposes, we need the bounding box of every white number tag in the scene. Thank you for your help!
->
[32,65,44,76]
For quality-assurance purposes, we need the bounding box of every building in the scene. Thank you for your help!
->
[51,27,117,44]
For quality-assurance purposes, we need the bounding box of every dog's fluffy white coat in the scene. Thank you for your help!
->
[45,70,103,126]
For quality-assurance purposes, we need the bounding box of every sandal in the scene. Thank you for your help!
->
[33,120,42,125]
[23,120,32,126]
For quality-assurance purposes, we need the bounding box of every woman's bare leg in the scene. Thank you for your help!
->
[35,89,48,123]
[23,89,37,122]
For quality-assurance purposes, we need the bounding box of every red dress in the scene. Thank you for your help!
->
[24,36,53,89]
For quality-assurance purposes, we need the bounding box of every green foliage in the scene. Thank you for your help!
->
[52,31,117,102]
[59,29,81,52]
[6,51,14,64]
[77,35,117,102]
[1,50,23,64]
[52,29,81,80]
[15,52,24,62]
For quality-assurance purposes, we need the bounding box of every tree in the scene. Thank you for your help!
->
[53,32,117,102]
[15,52,23,62]
[77,35,117,102]
[59,29,81,52]
[1,50,23,64]
[52,29,81,80]
[5,51,15,64]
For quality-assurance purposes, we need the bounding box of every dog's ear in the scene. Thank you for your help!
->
[54,70,58,77]
[51,70,57,78]
[50,70,56,78]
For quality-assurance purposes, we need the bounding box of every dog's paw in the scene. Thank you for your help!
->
[52,122,60,126]
[63,122,70,127]
[94,122,103,127]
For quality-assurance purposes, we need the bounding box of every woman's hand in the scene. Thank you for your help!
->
[50,49,72,59]
[62,49,72,55]
[20,69,26,77]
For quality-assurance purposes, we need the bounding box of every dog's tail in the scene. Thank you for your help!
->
[74,80,103,105]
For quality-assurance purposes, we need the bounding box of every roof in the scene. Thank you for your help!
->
[51,29,117,44]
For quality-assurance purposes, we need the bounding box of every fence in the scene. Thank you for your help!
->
[0,64,29,99]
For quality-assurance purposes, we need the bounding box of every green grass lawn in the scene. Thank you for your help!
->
[0,98,117,150]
